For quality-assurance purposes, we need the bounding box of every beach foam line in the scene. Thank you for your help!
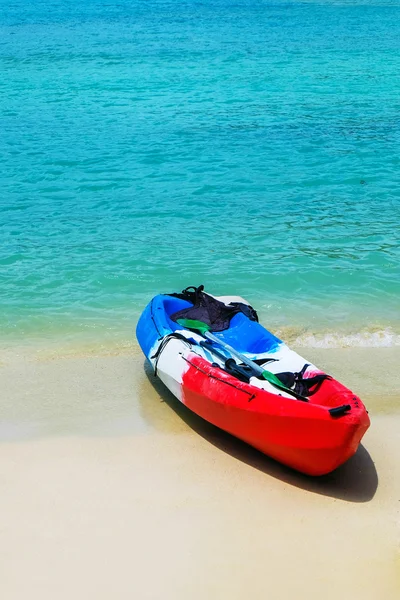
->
[275,326,400,348]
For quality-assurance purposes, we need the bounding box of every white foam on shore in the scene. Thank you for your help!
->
[286,327,400,348]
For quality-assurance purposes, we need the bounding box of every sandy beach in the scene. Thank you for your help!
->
[0,345,399,599]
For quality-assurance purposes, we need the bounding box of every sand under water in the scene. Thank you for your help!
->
[1,343,399,599]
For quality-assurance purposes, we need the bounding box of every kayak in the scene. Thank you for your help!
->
[136,286,370,476]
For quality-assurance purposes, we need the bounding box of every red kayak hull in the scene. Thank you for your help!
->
[181,354,370,476]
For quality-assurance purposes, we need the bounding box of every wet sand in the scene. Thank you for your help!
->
[0,347,399,599]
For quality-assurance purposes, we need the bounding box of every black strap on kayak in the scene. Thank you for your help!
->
[169,285,205,305]
[169,284,259,332]
[275,364,332,398]
[151,332,193,376]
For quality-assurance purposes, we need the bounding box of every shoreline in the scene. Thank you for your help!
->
[1,319,400,353]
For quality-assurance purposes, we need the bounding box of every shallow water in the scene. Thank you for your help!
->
[1,0,400,347]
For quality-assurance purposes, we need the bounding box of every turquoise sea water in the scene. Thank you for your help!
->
[1,0,400,347]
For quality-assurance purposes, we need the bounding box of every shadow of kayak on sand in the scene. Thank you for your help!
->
[142,362,378,503]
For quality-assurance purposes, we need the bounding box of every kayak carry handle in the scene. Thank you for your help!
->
[329,404,351,417]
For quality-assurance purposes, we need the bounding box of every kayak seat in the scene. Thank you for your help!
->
[154,295,282,355]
